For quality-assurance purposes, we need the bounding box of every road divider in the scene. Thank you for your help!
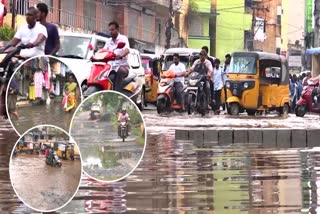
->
[175,128,320,148]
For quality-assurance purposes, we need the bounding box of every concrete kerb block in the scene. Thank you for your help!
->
[175,129,189,141]
[248,129,263,144]
[277,129,291,148]
[218,129,233,145]
[307,129,320,148]
[233,129,248,144]
[263,129,277,148]
[189,130,204,147]
[204,129,218,143]
[291,129,307,148]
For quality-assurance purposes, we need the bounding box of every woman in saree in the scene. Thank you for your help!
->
[64,74,77,112]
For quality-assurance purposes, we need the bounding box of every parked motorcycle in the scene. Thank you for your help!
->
[156,70,187,114]
[186,72,209,116]
[119,118,128,142]
[45,152,62,167]
[0,45,27,117]
[296,79,320,117]
[83,42,142,99]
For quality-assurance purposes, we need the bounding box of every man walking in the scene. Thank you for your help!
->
[37,3,60,55]
[213,59,224,114]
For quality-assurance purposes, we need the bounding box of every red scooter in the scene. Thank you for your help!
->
[83,42,139,98]
[296,79,320,117]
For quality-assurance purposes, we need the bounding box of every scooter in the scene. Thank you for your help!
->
[296,79,320,117]
[119,119,128,142]
[186,72,209,116]
[156,70,187,114]
[83,42,142,99]
[0,45,27,117]
[45,152,62,167]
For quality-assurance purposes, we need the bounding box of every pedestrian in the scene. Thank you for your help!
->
[168,53,186,108]
[290,74,299,112]
[201,46,215,105]
[63,74,77,112]
[8,77,19,120]
[213,59,224,114]
[36,3,60,55]
[223,54,231,84]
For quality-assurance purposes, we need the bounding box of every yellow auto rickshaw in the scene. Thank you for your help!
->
[225,51,290,116]
[54,142,75,160]
[141,54,161,104]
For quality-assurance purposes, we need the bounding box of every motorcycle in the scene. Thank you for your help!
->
[45,152,62,167]
[83,42,142,100]
[296,79,320,117]
[119,119,128,142]
[0,45,27,117]
[156,70,187,114]
[186,72,209,116]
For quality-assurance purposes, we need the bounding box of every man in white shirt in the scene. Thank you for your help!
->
[213,59,224,114]
[5,7,47,58]
[104,21,130,91]
[168,53,186,106]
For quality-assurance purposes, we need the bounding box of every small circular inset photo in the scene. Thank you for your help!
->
[70,91,146,182]
[6,55,82,135]
[9,125,82,212]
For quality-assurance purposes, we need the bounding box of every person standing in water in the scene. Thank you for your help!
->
[64,74,77,112]
[8,77,19,120]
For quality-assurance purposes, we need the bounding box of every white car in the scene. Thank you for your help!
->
[56,32,146,109]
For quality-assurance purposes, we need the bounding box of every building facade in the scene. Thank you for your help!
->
[4,0,187,54]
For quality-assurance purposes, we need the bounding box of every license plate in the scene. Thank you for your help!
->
[187,87,198,90]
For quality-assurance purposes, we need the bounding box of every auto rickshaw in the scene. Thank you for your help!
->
[225,51,290,116]
[53,142,75,160]
[141,54,161,104]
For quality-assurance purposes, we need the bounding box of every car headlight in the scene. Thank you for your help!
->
[243,82,249,89]
[189,79,198,86]
[226,82,231,88]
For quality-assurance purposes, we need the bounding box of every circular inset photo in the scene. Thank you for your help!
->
[9,125,82,212]
[6,55,82,135]
[70,91,146,182]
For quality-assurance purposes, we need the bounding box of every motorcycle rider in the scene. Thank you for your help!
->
[185,50,213,107]
[168,53,186,108]
[104,21,130,92]
[118,108,130,137]
[4,7,47,58]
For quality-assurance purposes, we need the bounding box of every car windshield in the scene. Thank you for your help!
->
[229,56,256,74]
[163,56,189,70]
[57,36,91,59]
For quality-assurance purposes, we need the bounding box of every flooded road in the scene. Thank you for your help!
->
[11,103,74,134]
[2,133,320,212]
[143,106,320,135]
[10,154,81,211]
[71,111,144,181]
[0,120,19,156]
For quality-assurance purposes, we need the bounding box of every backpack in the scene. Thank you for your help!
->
[194,62,208,75]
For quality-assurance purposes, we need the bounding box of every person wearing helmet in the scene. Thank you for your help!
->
[118,108,130,137]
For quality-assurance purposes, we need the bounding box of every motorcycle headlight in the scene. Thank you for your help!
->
[243,82,249,89]
[226,82,231,88]
[189,79,198,86]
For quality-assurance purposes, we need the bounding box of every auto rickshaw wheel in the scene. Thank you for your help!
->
[229,103,240,116]
[280,103,290,116]
[246,110,256,116]
[138,89,145,111]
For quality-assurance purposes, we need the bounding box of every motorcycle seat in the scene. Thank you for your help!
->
[123,73,136,85]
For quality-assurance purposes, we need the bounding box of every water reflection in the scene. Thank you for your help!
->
[3,134,320,213]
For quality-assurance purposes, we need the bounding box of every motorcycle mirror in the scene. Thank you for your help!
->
[88,44,94,50]
[117,42,126,49]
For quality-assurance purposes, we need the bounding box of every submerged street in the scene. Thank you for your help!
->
[71,111,144,181]
[11,103,74,135]
[10,154,81,211]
